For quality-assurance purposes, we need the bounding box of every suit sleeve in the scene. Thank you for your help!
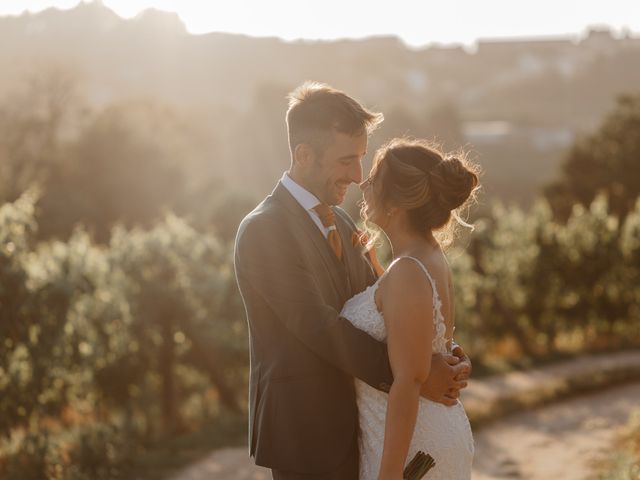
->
[235,216,393,390]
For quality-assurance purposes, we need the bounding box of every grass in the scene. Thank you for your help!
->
[593,409,640,480]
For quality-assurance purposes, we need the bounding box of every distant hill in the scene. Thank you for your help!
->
[2,2,640,204]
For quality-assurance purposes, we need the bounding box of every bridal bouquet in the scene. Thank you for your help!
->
[403,451,436,479]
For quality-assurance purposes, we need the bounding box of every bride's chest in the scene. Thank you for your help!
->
[341,283,449,355]
[341,284,387,342]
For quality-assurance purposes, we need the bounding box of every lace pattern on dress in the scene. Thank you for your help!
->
[341,256,449,353]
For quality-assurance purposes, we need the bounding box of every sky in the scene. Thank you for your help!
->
[1,0,640,47]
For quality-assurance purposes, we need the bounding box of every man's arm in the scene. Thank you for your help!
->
[235,216,393,389]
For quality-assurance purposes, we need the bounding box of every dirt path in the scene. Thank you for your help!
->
[168,447,270,480]
[471,382,640,480]
[170,382,640,480]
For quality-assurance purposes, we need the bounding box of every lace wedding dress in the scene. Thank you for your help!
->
[341,256,474,480]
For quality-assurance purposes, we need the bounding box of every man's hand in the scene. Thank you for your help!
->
[451,343,472,382]
[420,352,470,406]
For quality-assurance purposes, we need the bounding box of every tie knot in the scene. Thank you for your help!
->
[313,204,336,228]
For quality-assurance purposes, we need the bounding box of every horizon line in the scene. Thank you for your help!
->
[2,0,639,49]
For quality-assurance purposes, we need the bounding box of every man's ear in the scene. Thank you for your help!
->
[293,143,315,168]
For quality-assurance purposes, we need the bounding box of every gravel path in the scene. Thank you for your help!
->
[170,382,640,480]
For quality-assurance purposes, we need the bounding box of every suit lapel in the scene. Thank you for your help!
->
[272,183,349,302]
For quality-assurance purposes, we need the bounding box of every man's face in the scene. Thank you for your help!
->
[303,131,367,206]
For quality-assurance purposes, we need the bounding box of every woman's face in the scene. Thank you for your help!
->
[359,165,385,226]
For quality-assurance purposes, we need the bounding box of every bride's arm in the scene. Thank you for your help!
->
[377,261,434,480]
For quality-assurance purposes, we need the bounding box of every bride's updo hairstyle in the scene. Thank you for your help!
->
[369,138,480,243]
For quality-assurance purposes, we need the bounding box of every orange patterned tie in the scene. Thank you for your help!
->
[313,204,343,261]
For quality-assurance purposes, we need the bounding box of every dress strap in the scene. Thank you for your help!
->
[388,256,439,297]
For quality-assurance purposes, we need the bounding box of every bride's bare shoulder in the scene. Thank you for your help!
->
[377,257,434,302]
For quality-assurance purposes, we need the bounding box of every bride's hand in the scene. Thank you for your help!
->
[419,353,469,406]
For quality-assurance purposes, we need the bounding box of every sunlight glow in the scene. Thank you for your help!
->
[1,0,639,46]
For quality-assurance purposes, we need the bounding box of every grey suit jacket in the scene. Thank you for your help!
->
[234,181,394,474]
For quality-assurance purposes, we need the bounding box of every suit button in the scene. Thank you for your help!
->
[379,382,391,393]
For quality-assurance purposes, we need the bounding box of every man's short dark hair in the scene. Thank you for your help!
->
[286,82,384,157]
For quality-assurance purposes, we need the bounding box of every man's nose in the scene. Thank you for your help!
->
[350,162,363,184]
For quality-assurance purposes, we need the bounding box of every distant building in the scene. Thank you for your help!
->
[581,27,617,55]
[463,121,574,151]
[463,121,513,145]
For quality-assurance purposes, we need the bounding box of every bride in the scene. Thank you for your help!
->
[341,138,479,480]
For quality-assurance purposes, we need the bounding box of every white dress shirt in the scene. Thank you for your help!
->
[280,173,334,239]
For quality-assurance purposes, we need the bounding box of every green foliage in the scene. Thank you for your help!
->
[2,423,135,480]
[595,409,640,480]
[1,185,639,477]
[0,193,245,479]
[453,194,640,360]
[0,190,90,433]
[0,72,243,245]
[0,68,83,204]
[547,93,640,219]
[38,100,194,242]
[107,214,244,430]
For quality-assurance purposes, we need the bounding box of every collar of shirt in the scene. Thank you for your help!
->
[280,172,332,237]
[281,172,320,211]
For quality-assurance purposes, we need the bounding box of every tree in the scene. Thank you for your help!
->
[0,67,84,203]
[108,215,243,432]
[38,99,190,242]
[546,94,640,220]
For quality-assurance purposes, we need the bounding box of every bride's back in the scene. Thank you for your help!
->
[410,248,455,348]
[377,248,455,351]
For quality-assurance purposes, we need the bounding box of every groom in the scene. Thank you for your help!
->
[234,82,471,480]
